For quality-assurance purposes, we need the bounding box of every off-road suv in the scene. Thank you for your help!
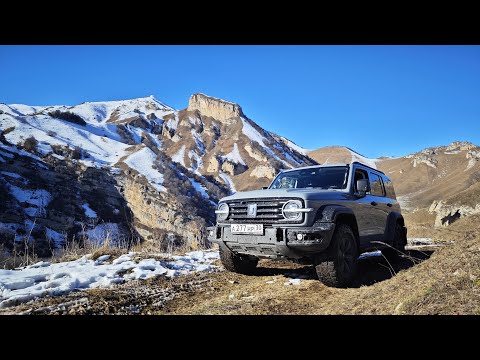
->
[208,162,407,287]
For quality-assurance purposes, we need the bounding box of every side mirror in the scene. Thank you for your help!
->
[356,179,369,198]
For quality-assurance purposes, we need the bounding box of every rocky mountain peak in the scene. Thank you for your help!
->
[187,93,244,123]
[445,141,477,152]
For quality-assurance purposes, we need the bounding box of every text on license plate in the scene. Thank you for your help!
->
[231,224,264,234]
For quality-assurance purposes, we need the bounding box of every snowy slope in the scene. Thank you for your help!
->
[279,136,309,156]
[0,112,130,167]
[0,96,178,191]
[60,96,174,124]
[221,143,246,165]
[124,147,166,192]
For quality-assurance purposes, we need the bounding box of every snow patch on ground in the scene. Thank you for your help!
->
[189,177,209,199]
[82,203,97,218]
[241,119,292,168]
[165,114,179,131]
[8,185,52,208]
[219,172,236,193]
[0,250,219,308]
[191,130,206,153]
[284,278,302,286]
[241,118,266,147]
[124,147,166,192]
[171,145,186,167]
[280,137,309,155]
[222,143,246,165]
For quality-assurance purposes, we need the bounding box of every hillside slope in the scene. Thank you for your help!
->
[308,146,380,168]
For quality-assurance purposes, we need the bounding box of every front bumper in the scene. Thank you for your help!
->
[208,222,336,259]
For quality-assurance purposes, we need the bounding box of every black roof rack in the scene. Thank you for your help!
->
[350,161,385,175]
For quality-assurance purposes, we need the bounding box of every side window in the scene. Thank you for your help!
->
[382,176,396,199]
[369,173,385,197]
[353,169,369,192]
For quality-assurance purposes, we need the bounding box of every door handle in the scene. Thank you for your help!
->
[387,203,393,207]
[370,201,377,206]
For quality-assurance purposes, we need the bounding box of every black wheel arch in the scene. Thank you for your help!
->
[314,205,360,251]
[384,212,407,244]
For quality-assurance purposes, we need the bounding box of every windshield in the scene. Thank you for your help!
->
[269,166,349,190]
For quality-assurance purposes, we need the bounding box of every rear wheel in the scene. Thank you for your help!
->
[382,223,406,261]
[315,224,358,288]
[219,243,258,274]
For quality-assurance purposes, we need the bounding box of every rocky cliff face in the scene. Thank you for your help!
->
[187,93,244,123]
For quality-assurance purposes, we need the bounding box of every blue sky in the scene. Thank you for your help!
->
[1,45,479,158]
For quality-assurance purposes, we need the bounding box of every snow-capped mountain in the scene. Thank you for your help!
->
[0,94,315,253]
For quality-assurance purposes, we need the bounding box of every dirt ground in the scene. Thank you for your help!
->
[1,215,479,315]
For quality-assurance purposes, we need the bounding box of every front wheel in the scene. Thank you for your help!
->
[315,224,359,288]
[219,243,258,274]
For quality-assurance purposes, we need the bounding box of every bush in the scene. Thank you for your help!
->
[72,146,83,160]
[48,110,86,126]
[2,126,15,135]
[23,136,38,152]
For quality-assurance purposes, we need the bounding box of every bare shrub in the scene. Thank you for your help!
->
[23,136,38,152]
[48,110,86,126]
[2,126,15,135]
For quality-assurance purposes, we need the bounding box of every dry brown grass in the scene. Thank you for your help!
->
[159,230,479,315]
[160,215,480,315]
[52,230,132,263]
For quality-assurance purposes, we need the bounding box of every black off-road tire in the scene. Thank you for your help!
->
[382,223,407,262]
[315,224,359,288]
[219,243,258,274]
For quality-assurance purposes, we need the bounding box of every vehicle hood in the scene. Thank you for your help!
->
[220,188,351,202]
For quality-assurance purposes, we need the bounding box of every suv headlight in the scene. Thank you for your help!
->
[215,203,229,221]
[282,200,313,221]
[282,200,303,221]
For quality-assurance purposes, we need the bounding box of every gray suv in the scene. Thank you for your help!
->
[208,162,407,287]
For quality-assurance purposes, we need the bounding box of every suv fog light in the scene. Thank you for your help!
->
[296,233,304,240]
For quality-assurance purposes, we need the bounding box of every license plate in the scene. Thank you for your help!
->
[231,224,264,235]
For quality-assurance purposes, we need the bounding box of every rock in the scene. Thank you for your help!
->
[206,156,220,173]
[187,93,244,124]
[432,203,480,227]
[412,154,437,168]
[429,200,444,213]
[245,143,267,162]
[393,302,404,315]
[250,164,276,179]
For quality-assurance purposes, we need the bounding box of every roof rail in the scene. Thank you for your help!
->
[351,161,385,175]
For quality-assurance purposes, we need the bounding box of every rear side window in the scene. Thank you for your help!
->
[382,176,396,199]
[369,173,385,197]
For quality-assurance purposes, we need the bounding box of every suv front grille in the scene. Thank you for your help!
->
[224,198,304,225]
